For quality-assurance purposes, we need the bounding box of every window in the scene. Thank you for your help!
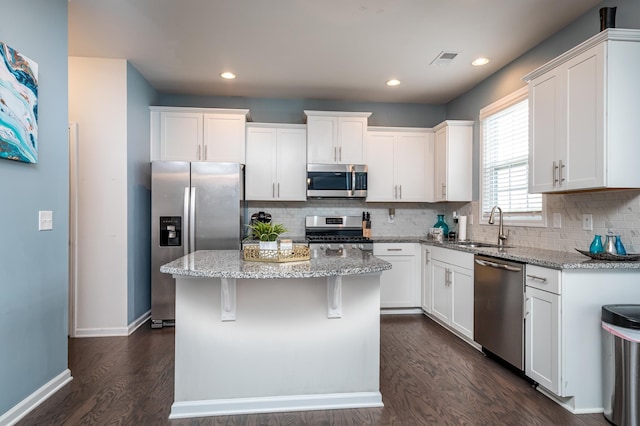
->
[480,87,544,226]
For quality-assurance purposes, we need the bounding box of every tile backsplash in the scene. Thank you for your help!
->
[456,190,640,253]
[249,189,640,254]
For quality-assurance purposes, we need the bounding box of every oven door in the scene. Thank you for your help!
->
[307,164,367,198]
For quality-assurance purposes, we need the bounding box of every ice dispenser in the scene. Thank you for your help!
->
[159,216,182,246]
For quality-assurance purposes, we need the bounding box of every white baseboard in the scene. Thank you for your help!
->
[74,310,151,338]
[169,391,383,419]
[380,308,422,315]
[127,310,151,335]
[0,369,72,426]
[535,386,603,414]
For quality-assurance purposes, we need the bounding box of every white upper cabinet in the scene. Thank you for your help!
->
[305,110,371,164]
[524,29,640,193]
[366,127,433,202]
[432,120,473,202]
[150,107,250,162]
[245,124,307,201]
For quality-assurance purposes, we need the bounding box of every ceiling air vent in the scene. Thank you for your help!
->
[430,51,459,66]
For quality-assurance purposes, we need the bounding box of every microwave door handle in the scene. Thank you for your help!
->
[351,168,356,196]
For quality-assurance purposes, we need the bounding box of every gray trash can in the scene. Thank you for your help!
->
[602,304,640,426]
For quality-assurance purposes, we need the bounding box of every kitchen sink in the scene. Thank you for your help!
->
[453,241,513,249]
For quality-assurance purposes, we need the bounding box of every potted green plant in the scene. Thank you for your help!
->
[245,222,288,251]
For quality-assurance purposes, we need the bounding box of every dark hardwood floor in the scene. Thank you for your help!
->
[19,315,608,425]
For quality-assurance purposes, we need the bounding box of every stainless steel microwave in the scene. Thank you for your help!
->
[306,164,367,199]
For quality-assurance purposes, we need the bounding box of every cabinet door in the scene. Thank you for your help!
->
[365,132,395,201]
[444,124,472,201]
[160,112,202,161]
[564,44,604,190]
[245,127,277,200]
[203,113,246,163]
[450,265,474,339]
[375,244,420,308]
[529,72,562,193]
[433,127,447,202]
[337,116,366,164]
[525,286,561,395]
[307,116,337,163]
[421,246,432,313]
[431,259,451,323]
[275,128,307,201]
[395,133,427,201]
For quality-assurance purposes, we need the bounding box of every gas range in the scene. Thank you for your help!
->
[305,215,373,252]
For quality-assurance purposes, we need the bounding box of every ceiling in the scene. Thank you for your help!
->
[68,0,602,104]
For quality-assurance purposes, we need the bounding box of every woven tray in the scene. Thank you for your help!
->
[575,249,640,261]
[243,244,310,263]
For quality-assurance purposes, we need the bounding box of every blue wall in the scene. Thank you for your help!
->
[446,0,640,199]
[0,0,69,415]
[159,94,446,128]
[127,63,157,324]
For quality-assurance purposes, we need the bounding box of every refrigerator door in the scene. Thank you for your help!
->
[151,161,190,327]
[191,162,244,250]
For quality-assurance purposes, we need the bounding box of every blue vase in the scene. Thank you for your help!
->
[434,214,449,236]
[589,235,604,254]
[615,236,627,256]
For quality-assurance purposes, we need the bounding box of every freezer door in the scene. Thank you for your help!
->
[191,162,243,250]
[151,161,190,326]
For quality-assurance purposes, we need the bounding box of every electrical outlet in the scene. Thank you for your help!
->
[582,214,593,231]
[553,213,562,228]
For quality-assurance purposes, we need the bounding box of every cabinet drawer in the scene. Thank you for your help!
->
[430,246,474,269]
[525,265,561,294]
[374,243,416,256]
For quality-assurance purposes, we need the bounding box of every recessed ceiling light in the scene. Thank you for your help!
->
[386,79,401,86]
[472,57,490,66]
[220,72,236,79]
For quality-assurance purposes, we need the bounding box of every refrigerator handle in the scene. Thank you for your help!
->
[190,186,196,253]
[183,187,190,256]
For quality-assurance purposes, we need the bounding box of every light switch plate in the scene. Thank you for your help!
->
[553,213,562,228]
[39,210,53,231]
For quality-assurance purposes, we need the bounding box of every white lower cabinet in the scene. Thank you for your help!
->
[428,247,474,339]
[374,243,421,309]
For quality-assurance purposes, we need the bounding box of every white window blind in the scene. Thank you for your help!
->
[480,87,543,225]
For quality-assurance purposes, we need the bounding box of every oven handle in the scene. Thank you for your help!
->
[475,258,522,272]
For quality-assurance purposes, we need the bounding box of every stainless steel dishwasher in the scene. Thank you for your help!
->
[474,255,525,371]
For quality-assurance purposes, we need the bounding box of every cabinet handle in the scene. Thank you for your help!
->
[399,185,402,199]
[425,250,430,264]
[204,145,208,160]
[553,161,559,185]
[339,147,342,162]
[197,145,201,161]
[277,182,280,198]
[386,248,403,252]
[272,183,275,198]
[334,147,337,162]
[394,185,398,199]
[559,159,565,184]
[441,183,446,199]
[526,274,548,283]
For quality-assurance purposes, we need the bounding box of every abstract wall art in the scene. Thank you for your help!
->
[0,40,38,164]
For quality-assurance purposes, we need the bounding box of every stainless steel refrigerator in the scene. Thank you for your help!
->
[151,161,245,328]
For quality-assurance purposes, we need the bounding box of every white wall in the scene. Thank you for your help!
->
[69,57,128,335]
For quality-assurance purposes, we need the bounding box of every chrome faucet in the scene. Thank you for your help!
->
[488,206,508,246]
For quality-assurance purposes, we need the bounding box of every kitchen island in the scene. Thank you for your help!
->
[160,248,391,419]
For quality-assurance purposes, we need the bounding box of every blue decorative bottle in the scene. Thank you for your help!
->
[615,236,627,256]
[433,214,449,236]
[589,235,604,254]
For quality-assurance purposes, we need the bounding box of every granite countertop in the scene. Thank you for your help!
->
[160,248,392,279]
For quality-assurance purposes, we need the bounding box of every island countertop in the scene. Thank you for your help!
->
[160,248,392,279]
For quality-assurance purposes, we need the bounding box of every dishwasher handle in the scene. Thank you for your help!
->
[475,258,522,272]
